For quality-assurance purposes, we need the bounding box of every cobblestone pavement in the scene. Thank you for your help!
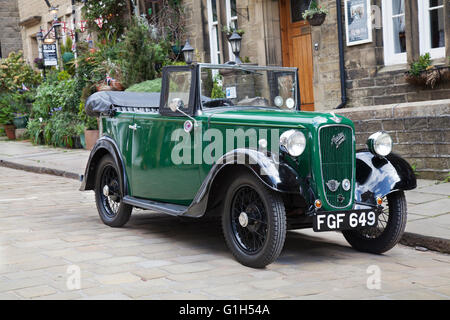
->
[0,167,449,300]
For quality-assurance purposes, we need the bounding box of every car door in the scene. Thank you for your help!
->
[130,66,202,206]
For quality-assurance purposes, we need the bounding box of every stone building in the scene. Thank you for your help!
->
[178,0,449,179]
[180,0,450,111]
[16,0,85,65]
[0,0,22,58]
[13,0,449,179]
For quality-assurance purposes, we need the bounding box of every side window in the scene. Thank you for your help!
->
[161,69,193,115]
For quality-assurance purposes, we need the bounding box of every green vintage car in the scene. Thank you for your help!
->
[81,63,416,268]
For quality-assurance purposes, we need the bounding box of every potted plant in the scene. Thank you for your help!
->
[0,93,20,140]
[404,53,450,88]
[302,1,328,26]
[222,25,245,41]
[0,105,16,140]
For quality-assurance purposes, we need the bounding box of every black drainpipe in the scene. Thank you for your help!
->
[335,0,347,109]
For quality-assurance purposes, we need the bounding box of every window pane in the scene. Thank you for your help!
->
[167,71,191,110]
[212,0,217,22]
[231,0,237,17]
[429,7,445,48]
[393,16,406,53]
[392,0,404,15]
[291,0,310,22]
[429,0,443,8]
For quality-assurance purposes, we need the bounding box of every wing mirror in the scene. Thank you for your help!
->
[167,98,198,128]
[168,98,184,113]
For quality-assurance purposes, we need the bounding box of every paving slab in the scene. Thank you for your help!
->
[1,166,449,300]
[0,140,89,177]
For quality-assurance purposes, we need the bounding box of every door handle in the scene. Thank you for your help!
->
[128,124,139,130]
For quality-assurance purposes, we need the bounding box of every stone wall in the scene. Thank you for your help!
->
[332,99,450,180]
[17,0,80,65]
[183,0,282,66]
[0,0,22,58]
[312,0,450,109]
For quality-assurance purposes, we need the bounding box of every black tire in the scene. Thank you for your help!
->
[342,191,407,254]
[95,155,132,227]
[222,172,286,268]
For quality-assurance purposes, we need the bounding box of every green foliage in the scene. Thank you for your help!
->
[57,71,72,82]
[408,53,432,76]
[26,118,45,145]
[0,51,41,93]
[211,75,226,99]
[82,0,128,39]
[222,25,245,37]
[60,37,73,55]
[78,101,97,130]
[31,78,80,121]
[46,111,84,148]
[0,92,30,125]
[444,172,450,183]
[125,78,162,93]
[302,0,329,20]
[121,17,170,87]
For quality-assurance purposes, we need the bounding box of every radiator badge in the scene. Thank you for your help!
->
[331,132,346,149]
[326,179,340,192]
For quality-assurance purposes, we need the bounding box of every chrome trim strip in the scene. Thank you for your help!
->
[318,124,355,209]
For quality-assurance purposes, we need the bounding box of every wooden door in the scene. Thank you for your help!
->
[280,0,315,111]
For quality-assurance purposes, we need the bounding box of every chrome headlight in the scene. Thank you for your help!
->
[280,130,306,157]
[367,132,393,156]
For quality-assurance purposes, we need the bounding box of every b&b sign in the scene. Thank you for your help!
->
[42,44,58,66]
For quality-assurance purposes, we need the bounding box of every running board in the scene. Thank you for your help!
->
[122,196,187,216]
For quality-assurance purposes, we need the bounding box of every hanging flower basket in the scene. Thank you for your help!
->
[404,66,450,88]
[306,12,327,26]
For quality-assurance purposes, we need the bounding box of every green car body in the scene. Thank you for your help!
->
[81,63,416,267]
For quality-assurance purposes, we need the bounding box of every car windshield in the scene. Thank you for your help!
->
[200,65,298,110]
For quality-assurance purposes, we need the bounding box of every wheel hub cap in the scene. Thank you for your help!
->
[103,185,110,197]
[238,212,249,227]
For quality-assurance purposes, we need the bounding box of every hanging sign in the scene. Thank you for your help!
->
[344,0,372,46]
[42,43,58,66]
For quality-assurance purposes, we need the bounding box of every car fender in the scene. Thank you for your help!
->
[79,136,129,196]
[355,150,416,205]
[185,148,311,217]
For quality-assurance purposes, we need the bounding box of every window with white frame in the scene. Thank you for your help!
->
[382,0,407,66]
[225,0,238,60]
[207,0,221,64]
[418,0,446,59]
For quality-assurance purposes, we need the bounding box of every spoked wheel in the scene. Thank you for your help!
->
[95,155,132,227]
[343,191,407,254]
[222,172,286,268]
[231,186,268,255]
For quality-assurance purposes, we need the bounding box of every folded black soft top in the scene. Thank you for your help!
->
[85,91,161,117]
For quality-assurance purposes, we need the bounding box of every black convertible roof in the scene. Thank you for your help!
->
[85,91,160,116]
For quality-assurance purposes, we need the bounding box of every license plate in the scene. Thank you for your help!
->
[313,210,378,232]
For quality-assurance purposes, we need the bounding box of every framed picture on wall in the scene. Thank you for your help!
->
[344,0,373,46]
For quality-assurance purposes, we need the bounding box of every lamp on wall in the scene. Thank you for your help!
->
[182,39,194,64]
[228,31,242,64]
[49,6,59,18]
